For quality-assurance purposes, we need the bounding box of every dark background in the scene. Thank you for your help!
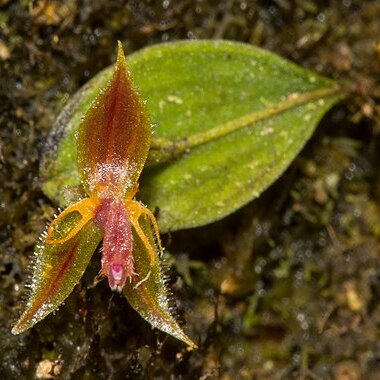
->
[1,0,380,378]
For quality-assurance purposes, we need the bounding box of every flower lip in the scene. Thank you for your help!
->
[112,263,123,279]
[108,263,127,292]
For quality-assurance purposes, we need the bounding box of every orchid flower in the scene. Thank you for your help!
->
[12,42,196,348]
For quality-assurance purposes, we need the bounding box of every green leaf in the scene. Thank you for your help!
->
[41,40,347,232]
[123,216,197,348]
[12,219,102,334]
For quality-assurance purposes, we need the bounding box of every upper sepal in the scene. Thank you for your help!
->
[77,41,152,196]
[12,215,103,334]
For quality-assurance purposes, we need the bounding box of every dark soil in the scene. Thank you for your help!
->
[1,1,380,379]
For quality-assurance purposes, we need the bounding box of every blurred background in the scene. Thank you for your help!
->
[1,1,380,378]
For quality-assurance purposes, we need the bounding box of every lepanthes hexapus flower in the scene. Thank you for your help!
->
[12,42,196,348]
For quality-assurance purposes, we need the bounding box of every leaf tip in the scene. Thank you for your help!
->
[11,315,33,335]
[11,324,22,335]
[116,40,127,71]
[183,336,198,349]
[11,307,37,335]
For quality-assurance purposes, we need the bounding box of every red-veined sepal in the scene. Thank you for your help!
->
[123,215,197,348]
[12,215,103,334]
[77,41,151,197]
